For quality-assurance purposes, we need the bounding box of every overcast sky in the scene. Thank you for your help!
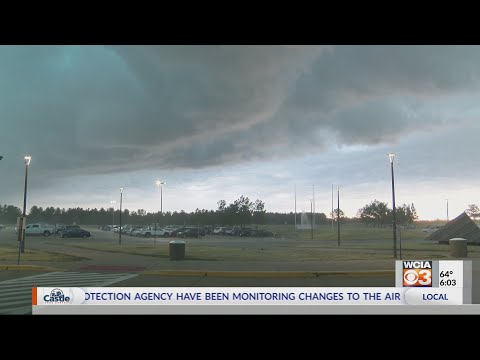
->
[1,45,479,220]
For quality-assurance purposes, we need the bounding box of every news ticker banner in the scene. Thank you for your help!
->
[31,260,473,314]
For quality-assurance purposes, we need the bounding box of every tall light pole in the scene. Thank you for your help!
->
[446,199,449,221]
[155,180,166,225]
[310,199,313,240]
[294,184,297,229]
[20,156,31,253]
[119,187,123,245]
[312,184,315,229]
[337,185,340,246]
[388,153,397,259]
[110,200,116,229]
[331,184,334,230]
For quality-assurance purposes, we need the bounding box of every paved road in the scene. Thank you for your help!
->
[0,271,137,314]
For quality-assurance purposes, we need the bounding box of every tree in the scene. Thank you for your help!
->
[0,204,22,223]
[331,208,345,221]
[217,200,226,212]
[252,199,266,227]
[411,203,418,221]
[29,206,44,222]
[357,200,390,227]
[234,196,253,227]
[466,204,480,220]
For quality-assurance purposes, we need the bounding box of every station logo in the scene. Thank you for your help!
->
[402,261,433,287]
[43,288,72,304]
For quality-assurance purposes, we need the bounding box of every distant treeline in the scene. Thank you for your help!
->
[0,196,418,227]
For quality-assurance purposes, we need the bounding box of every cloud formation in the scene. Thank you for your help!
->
[1,45,480,219]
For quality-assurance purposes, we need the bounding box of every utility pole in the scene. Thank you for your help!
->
[312,184,315,229]
[310,200,313,240]
[294,184,297,229]
[337,185,340,246]
[446,199,449,222]
[331,184,334,230]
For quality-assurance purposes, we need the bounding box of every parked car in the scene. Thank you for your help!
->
[248,229,275,237]
[17,223,56,237]
[239,228,254,236]
[60,228,92,238]
[177,228,200,238]
[129,226,143,235]
[57,225,80,235]
[170,227,186,237]
[213,227,226,235]
[137,227,170,238]
[224,227,242,236]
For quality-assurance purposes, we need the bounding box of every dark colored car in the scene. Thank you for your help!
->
[177,228,200,238]
[56,225,80,235]
[60,228,91,238]
[170,227,186,237]
[248,229,274,237]
[239,228,254,236]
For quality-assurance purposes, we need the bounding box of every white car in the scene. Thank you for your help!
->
[136,227,170,238]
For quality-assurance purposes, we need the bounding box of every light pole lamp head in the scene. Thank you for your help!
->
[24,155,31,166]
[388,153,396,164]
[156,180,166,187]
[120,187,124,194]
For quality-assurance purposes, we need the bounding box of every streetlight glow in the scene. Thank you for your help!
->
[24,155,31,166]
[388,153,396,164]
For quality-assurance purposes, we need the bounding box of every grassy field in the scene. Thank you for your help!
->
[0,245,86,262]
[65,221,480,261]
[256,223,429,241]
[66,240,480,261]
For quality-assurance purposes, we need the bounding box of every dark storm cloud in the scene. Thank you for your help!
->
[2,45,480,184]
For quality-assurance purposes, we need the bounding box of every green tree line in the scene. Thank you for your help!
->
[0,197,419,227]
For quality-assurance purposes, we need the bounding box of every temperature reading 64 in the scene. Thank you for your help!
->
[440,270,454,278]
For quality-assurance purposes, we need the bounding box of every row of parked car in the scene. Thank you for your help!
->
[212,227,275,237]
[98,224,205,238]
[98,224,276,238]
